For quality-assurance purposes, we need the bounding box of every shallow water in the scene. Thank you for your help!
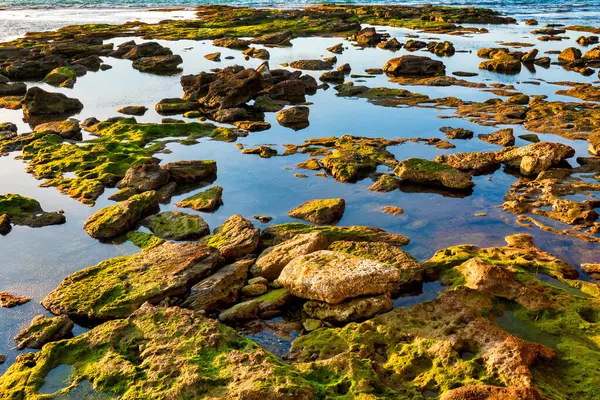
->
[1,3,600,376]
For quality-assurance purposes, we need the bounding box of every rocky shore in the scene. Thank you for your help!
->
[1,4,600,400]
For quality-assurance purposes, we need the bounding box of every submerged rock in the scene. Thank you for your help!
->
[251,232,329,281]
[83,191,159,239]
[14,314,73,350]
[0,193,65,228]
[42,241,223,322]
[279,250,401,304]
[394,158,475,190]
[142,211,210,240]
[176,185,223,212]
[288,198,345,224]
[183,259,252,312]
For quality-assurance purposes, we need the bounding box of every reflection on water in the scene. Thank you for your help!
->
[495,310,561,349]
[393,281,444,308]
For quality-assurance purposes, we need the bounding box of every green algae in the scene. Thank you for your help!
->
[0,193,65,228]
[16,120,238,205]
[41,241,222,322]
[123,231,164,250]
[176,185,223,212]
[0,305,314,399]
[262,222,410,247]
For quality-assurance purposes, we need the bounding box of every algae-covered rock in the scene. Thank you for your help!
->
[303,294,392,323]
[394,158,475,190]
[478,127,515,147]
[83,191,160,239]
[42,241,223,322]
[288,198,345,224]
[42,66,77,88]
[279,250,401,304]
[479,51,522,73]
[219,288,293,322]
[131,54,183,75]
[498,141,575,176]
[142,211,210,240]
[0,214,10,235]
[161,159,217,183]
[183,259,252,312]
[276,106,310,129]
[251,232,329,281]
[33,118,81,140]
[368,174,399,192]
[0,304,314,399]
[117,105,148,116]
[116,158,170,191]
[0,193,65,228]
[241,283,268,297]
[176,185,223,212]
[22,87,83,118]
[205,214,260,261]
[0,292,31,308]
[383,55,445,76]
[154,97,199,114]
[328,240,421,285]
[435,151,501,174]
[262,222,410,247]
[14,314,74,350]
[289,59,333,70]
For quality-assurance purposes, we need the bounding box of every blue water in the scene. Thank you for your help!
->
[0,0,598,13]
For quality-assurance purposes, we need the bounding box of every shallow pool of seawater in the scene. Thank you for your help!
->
[1,9,600,373]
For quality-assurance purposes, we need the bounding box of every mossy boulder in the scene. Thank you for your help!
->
[116,158,170,192]
[382,55,445,76]
[176,185,223,212]
[142,211,210,241]
[161,159,217,183]
[42,241,223,322]
[154,98,199,115]
[14,314,74,350]
[368,174,399,192]
[0,193,65,228]
[394,158,475,190]
[33,119,81,140]
[131,54,183,75]
[288,198,346,225]
[22,87,83,118]
[117,105,148,116]
[0,304,314,399]
[42,66,77,88]
[278,250,402,304]
[83,191,160,239]
[204,214,260,262]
